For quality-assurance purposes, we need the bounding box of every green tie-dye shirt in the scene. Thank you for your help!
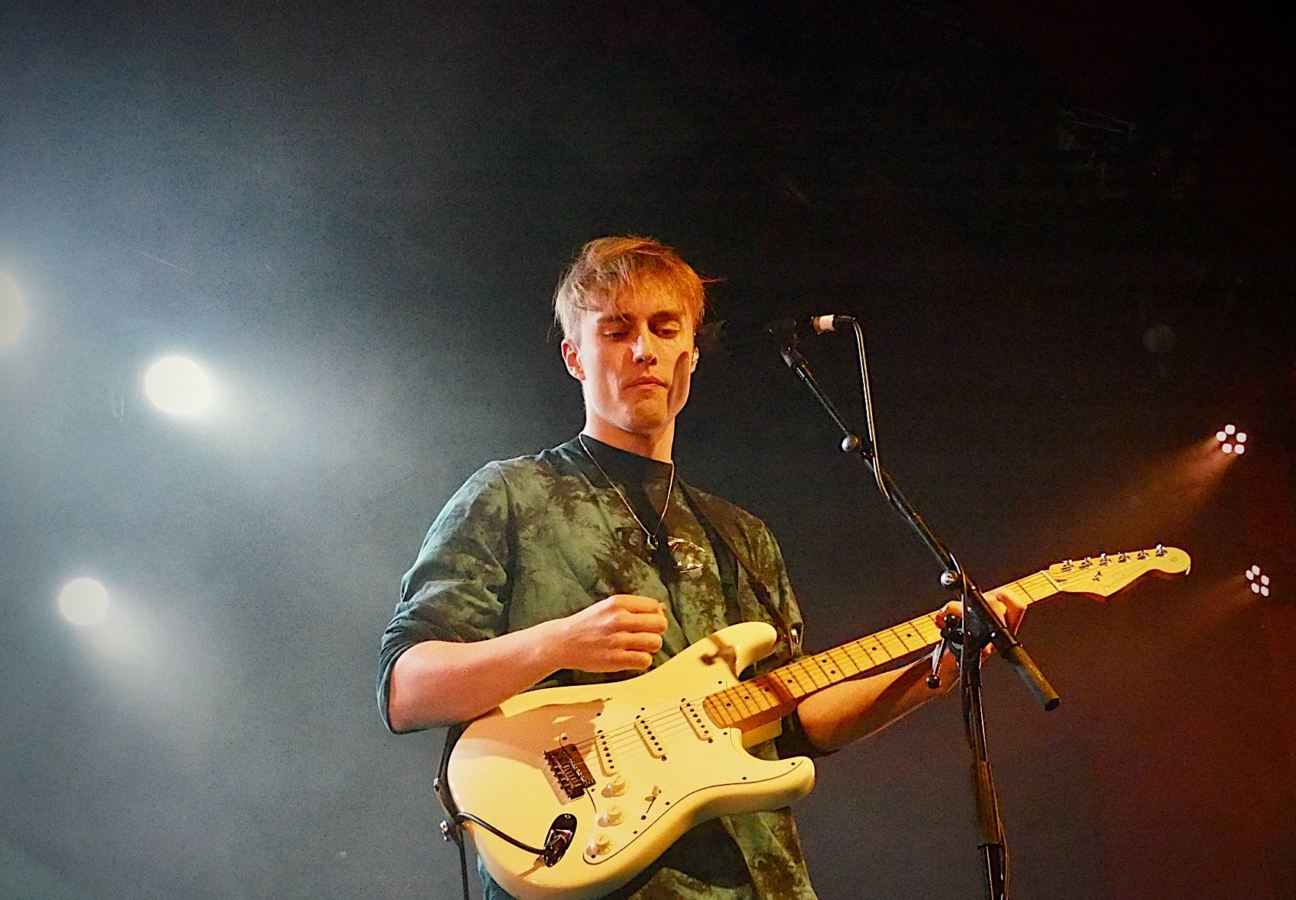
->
[380,437,822,899]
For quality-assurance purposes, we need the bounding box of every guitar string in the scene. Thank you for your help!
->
[564,562,1168,763]
[574,578,1052,757]
[561,569,1102,758]
[566,572,1066,756]
[570,615,958,757]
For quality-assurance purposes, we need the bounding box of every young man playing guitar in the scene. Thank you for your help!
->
[379,236,1025,898]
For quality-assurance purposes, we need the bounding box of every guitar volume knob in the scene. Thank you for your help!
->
[598,806,624,827]
[586,833,612,857]
[603,775,627,797]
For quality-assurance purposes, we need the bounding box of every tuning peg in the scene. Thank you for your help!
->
[1137,549,1148,559]
[1060,559,1074,571]
[1118,551,1129,563]
[1099,553,1110,566]
[1155,543,1166,557]
[1079,557,1093,569]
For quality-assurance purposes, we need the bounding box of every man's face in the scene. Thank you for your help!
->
[561,289,698,444]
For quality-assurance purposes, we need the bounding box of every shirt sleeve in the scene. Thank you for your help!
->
[376,462,514,733]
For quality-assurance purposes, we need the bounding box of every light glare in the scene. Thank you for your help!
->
[58,577,110,626]
[144,355,214,416]
[0,271,25,349]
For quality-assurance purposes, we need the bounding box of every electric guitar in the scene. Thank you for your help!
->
[445,546,1191,899]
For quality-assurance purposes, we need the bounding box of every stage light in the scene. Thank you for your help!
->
[0,271,25,349]
[1215,423,1246,455]
[58,577,110,626]
[144,355,214,416]
[1246,565,1270,598]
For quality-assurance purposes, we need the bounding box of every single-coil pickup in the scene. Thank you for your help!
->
[634,714,666,759]
[681,700,713,742]
[594,729,618,777]
[544,744,595,799]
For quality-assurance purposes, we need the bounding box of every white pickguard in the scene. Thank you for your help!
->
[447,622,816,900]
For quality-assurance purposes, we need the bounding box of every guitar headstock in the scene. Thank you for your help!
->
[1042,545,1191,600]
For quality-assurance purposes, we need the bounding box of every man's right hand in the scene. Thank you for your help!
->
[551,594,668,673]
[387,594,669,731]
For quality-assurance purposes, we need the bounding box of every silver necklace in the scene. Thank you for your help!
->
[578,434,675,551]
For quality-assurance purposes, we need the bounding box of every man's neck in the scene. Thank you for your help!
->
[582,420,675,463]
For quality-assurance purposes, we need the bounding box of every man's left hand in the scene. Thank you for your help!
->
[931,586,1027,659]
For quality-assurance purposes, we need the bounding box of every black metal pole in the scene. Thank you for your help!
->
[776,339,1057,899]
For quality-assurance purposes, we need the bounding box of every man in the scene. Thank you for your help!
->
[379,236,1023,898]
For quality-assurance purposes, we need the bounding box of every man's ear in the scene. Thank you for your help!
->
[690,346,699,372]
[561,338,584,380]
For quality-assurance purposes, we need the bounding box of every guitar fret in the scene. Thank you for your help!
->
[727,685,756,718]
[892,623,927,652]
[876,630,909,659]
[823,646,859,679]
[852,636,890,667]
[783,662,812,694]
[749,675,783,708]
[804,654,833,688]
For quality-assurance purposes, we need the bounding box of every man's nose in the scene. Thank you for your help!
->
[631,330,659,363]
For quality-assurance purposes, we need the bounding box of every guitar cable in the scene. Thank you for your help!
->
[436,725,588,899]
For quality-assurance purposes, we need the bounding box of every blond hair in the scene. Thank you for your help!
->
[553,236,706,343]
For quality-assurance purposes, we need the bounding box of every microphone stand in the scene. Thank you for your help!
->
[774,331,1059,900]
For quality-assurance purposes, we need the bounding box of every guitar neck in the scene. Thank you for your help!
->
[701,573,1057,731]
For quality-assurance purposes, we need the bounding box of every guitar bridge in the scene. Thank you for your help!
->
[544,744,595,800]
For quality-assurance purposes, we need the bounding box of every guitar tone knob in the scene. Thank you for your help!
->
[586,833,612,857]
[603,775,627,797]
[598,806,624,827]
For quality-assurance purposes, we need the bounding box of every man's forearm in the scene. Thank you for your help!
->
[796,654,957,753]
[386,621,563,731]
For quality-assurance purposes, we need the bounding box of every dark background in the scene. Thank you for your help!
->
[2,2,1293,898]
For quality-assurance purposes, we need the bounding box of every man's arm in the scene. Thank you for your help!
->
[795,590,1025,753]
[386,594,669,732]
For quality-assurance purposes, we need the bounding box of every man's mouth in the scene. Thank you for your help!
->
[627,376,667,388]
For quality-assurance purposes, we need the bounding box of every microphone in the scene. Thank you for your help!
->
[698,314,855,355]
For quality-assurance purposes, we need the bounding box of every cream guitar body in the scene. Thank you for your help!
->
[447,621,813,900]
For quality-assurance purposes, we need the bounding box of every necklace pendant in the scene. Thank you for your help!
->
[644,534,659,551]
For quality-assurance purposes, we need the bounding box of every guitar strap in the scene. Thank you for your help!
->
[679,482,803,665]
[434,722,471,900]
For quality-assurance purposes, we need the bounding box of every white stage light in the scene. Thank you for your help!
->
[1246,565,1271,598]
[144,355,214,416]
[0,271,25,349]
[1215,423,1246,456]
[58,577,110,626]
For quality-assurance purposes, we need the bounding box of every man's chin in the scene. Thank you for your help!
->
[618,408,672,435]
